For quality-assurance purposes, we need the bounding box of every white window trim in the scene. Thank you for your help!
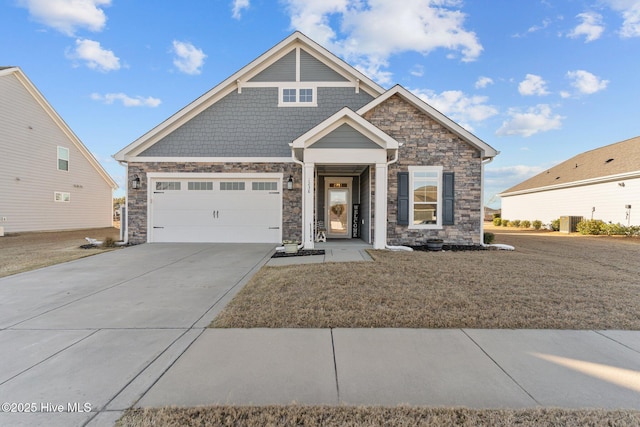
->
[278,86,317,107]
[57,146,69,171]
[408,166,443,229]
[54,191,70,202]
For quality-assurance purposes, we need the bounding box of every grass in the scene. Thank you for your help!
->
[0,227,121,278]
[211,229,640,329]
[117,406,640,427]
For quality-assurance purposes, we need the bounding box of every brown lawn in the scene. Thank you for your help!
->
[211,226,640,329]
[0,227,121,278]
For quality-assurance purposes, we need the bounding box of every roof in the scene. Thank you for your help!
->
[357,85,499,160]
[1,66,118,189]
[500,135,640,196]
[114,31,386,161]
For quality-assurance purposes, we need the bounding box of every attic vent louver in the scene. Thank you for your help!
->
[605,158,614,163]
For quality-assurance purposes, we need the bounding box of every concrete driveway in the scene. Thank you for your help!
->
[0,243,274,427]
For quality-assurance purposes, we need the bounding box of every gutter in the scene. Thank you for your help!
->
[117,159,129,245]
[384,146,413,251]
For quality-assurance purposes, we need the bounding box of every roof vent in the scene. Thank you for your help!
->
[605,158,614,163]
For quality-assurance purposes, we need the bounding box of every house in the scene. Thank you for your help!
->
[0,66,117,234]
[500,136,640,226]
[114,32,498,249]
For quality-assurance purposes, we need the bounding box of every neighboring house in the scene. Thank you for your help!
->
[114,32,498,249]
[0,66,117,233]
[500,136,640,226]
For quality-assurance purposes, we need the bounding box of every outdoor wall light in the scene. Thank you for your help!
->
[131,174,141,189]
[287,175,293,190]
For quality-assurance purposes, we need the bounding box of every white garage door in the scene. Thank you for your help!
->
[149,177,281,243]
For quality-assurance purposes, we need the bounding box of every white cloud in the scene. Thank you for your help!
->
[171,40,206,75]
[603,0,640,37]
[475,76,494,89]
[91,92,161,107]
[568,12,605,42]
[566,70,609,94]
[412,88,498,131]
[496,104,564,137]
[18,0,110,36]
[410,64,424,77]
[283,0,482,85]
[518,74,549,96]
[67,38,119,72]
[231,0,250,19]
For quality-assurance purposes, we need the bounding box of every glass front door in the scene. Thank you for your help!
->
[328,188,349,237]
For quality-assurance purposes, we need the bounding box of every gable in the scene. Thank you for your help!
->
[309,123,381,149]
[249,50,296,82]
[501,135,640,195]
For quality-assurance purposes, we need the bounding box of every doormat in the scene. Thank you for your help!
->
[272,249,325,258]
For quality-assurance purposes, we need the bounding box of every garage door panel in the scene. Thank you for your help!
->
[150,178,281,243]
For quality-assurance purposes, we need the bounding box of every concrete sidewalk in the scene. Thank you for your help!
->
[266,241,374,266]
[138,328,640,410]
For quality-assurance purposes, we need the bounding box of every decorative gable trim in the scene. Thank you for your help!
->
[2,67,117,189]
[291,107,398,151]
[358,85,499,160]
[114,32,385,162]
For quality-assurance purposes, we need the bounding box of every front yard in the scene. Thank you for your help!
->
[212,228,640,329]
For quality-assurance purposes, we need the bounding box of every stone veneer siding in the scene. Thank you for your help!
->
[363,94,483,245]
[126,162,302,244]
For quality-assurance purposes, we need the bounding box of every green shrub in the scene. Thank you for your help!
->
[551,219,560,231]
[493,213,501,219]
[510,219,521,227]
[501,219,509,227]
[521,220,531,229]
[532,220,542,230]
[492,217,502,226]
[483,232,495,244]
[577,221,640,236]
[576,219,605,235]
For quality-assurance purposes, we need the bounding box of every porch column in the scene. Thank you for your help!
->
[374,163,388,249]
[303,162,315,249]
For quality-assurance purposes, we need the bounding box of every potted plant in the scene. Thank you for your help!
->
[426,238,444,251]
[282,240,299,254]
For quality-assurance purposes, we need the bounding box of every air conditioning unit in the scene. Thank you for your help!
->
[559,216,583,233]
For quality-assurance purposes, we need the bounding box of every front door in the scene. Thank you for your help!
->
[325,178,352,238]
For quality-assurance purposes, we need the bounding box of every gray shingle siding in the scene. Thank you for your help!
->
[249,50,296,82]
[300,50,348,82]
[311,123,379,149]
[139,87,375,158]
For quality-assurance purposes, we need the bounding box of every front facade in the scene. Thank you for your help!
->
[115,33,498,248]
[0,67,117,233]
[500,136,640,226]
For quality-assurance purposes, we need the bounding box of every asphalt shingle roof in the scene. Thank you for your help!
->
[501,135,640,195]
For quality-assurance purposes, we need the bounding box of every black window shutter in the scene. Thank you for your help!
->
[442,172,455,225]
[397,172,409,225]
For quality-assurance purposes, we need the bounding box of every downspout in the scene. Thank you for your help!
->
[480,155,494,247]
[384,147,413,251]
[117,160,129,245]
[275,146,305,252]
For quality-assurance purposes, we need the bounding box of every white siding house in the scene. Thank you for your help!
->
[0,67,117,233]
[500,136,640,226]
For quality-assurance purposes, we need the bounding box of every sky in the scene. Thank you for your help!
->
[2,0,639,206]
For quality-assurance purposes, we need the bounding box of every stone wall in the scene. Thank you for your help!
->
[126,162,302,244]
[363,94,483,245]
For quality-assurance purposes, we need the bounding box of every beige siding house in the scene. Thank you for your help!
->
[500,136,640,226]
[0,67,117,233]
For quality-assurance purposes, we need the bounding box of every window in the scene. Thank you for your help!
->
[188,182,213,191]
[156,182,181,191]
[220,182,245,191]
[408,167,443,228]
[57,147,69,171]
[282,88,297,103]
[252,182,277,191]
[299,88,313,103]
[54,191,70,202]
[279,88,316,107]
